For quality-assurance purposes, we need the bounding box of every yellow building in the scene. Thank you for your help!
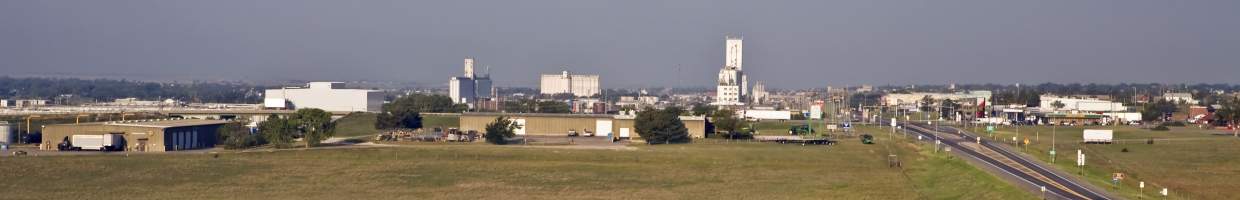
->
[459,112,707,139]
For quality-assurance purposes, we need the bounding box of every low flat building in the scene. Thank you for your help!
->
[41,119,229,152]
[1040,113,1106,126]
[459,112,707,140]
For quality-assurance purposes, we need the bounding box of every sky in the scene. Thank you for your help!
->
[1,0,1238,89]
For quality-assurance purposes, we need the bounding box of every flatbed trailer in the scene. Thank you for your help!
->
[754,136,837,145]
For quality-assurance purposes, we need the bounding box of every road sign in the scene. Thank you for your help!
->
[891,118,897,127]
[1161,188,1168,196]
[1077,150,1086,166]
[986,125,995,132]
[1023,138,1030,145]
[1140,181,1145,188]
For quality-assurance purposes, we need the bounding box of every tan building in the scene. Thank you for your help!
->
[459,112,707,140]
[41,119,228,152]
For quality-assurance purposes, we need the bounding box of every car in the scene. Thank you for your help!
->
[567,129,580,137]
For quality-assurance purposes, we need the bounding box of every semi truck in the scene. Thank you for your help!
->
[61,134,125,151]
[1083,129,1113,144]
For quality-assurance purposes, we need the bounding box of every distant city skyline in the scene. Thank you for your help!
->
[2,0,1239,89]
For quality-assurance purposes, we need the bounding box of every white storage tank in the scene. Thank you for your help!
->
[0,121,12,144]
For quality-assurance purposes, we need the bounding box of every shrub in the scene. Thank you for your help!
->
[484,116,521,145]
[1151,125,1170,131]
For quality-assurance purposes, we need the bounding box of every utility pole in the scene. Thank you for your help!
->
[1051,124,1057,163]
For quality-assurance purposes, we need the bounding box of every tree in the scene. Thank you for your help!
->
[634,107,690,144]
[1141,99,1178,121]
[484,116,522,145]
[919,95,935,112]
[535,101,572,113]
[940,99,961,119]
[259,114,294,148]
[710,109,746,134]
[1214,98,1240,137]
[376,98,425,130]
[291,108,335,148]
[691,103,717,116]
[1051,100,1066,111]
[387,94,467,113]
[217,122,260,149]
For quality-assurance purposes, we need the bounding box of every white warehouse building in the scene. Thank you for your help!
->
[540,70,600,97]
[264,82,383,112]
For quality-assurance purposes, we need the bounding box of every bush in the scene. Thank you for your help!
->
[484,116,521,145]
[218,122,262,149]
[1151,125,1170,131]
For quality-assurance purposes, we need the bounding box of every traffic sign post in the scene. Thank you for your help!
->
[1049,150,1057,164]
[1040,186,1047,200]
[986,125,995,140]
[1077,150,1086,175]
[1139,181,1145,199]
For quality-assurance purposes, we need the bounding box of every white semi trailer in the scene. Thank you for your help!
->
[68,134,125,151]
[1083,129,1113,144]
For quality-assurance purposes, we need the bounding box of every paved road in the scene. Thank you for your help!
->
[896,121,1111,200]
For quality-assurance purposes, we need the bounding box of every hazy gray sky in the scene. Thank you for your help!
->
[2,0,1238,88]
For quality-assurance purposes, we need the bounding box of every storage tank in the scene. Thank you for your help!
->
[0,121,12,144]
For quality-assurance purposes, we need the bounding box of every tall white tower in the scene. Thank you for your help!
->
[725,35,743,70]
[715,35,747,106]
[463,57,476,78]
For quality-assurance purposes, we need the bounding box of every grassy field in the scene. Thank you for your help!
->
[333,114,460,137]
[0,125,1032,200]
[422,114,459,129]
[983,125,1240,200]
[333,112,379,137]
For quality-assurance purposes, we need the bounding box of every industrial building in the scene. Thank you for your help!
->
[715,35,748,106]
[41,119,228,152]
[1162,93,1199,104]
[449,57,494,104]
[1038,95,1127,112]
[882,91,993,108]
[0,121,13,145]
[458,112,707,140]
[540,70,600,97]
[264,82,383,112]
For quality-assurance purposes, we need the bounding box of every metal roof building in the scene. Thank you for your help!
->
[41,119,229,152]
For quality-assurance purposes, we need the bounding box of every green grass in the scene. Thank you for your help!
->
[982,125,1240,200]
[333,114,459,138]
[333,112,379,137]
[0,127,1032,200]
[422,115,459,128]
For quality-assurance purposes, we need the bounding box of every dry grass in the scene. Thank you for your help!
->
[0,127,1031,200]
[986,125,1240,200]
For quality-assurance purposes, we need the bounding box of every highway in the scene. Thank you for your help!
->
[895,121,1111,200]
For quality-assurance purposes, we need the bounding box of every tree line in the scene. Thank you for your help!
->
[0,77,262,104]
[216,108,336,149]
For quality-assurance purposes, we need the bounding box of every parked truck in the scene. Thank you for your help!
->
[1083,129,1113,144]
[64,134,125,151]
